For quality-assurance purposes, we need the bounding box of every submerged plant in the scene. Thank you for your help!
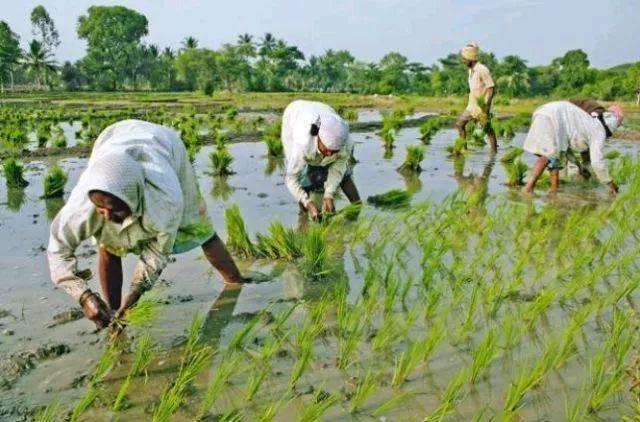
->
[398,145,425,173]
[445,137,468,157]
[366,189,411,208]
[3,157,29,188]
[224,204,256,258]
[41,165,68,198]
[298,225,333,280]
[419,116,449,144]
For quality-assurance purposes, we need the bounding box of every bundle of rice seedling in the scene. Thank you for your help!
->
[504,158,529,186]
[367,189,411,208]
[41,166,68,198]
[224,204,256,258]
[3,157,29,188]
[398,145,425,173]
[263,121,283,157]
[209,138,235,176]
[445,137,468,157]
[500,147,524,164]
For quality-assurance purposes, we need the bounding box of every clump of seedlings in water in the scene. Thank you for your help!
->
[298,225,334,280]
[41,165,68,198]
[3,157,29,188]
[225,204,257,258]
[263,121,283,157]
[35,123,51,148]
[255,220,302,260]
[49,125,67,148]
[504,156,528,186]
[445,137,468,157]
[419,116,450,144]
[398,145,424,173]
[209,135,235,176]
[367,189,411,208]
[379,110,405,151]
[336,105,359,122]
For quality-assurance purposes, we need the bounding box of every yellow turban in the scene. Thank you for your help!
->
[461,44,479,61]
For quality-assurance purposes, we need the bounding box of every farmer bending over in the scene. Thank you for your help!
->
[282,100,361,221]
[523,100,623,194]
[47,120,247,329]
[456,43,498,152]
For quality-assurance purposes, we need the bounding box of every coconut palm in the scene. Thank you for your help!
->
[182,36,198,50]
[22,39,57,89]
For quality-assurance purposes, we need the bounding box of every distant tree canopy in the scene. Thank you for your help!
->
[2,5,639,100]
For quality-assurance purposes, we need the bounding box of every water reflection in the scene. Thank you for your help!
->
[402,171,423,195]
[210,176,235,201]
[6,188,26,212]
[45,197,65,220]
[264,156,284,176]
[453,153,496,208]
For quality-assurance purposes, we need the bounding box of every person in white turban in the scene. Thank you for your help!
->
[456,43,498,151]
[281,100,361,221]
[47,120,248,329]
[522,100,624,194]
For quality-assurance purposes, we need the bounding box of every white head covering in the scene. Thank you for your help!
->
[318,113,349,150]
[461,43,479,61]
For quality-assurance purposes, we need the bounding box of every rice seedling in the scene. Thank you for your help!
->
[35,123,51,148]
[255,220,302,260]
[349,369,380,413]
[336,106,359,122]
[397,145,425,173]
[3,157,29,188]
[587,346,625,413]
[564,382,589,422]
[209,137,235,176]
[497,119,515,140]
[425,367,468,421]
[257,395,291,422]
[120,294,164,328]
[49,125,67,148]
[246,362,272,401]
[112,334,156,411]
[154,315,215,422]
[500,147,524,164]
[391,340,425,387]
[225,106,238,120]
[379,110,404,150]
[70,343,120,421]
[469,328,499,384]
[299,390,337,422]
[503,157,528,186]
[262,121,283,157]
[366,189,411,208]
[224,204,257,258]
[371,391,415,417]
[419,116,449,144]
[445,137,468,157]
[41,165,68,199]
[198,354,242,419]
[336,298,365,370]
[34,400,61,422]
[604,149,621,160]
[298,225,333,280]
[227,316,260,352]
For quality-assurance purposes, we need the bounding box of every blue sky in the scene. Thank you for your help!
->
[3,0,638,68]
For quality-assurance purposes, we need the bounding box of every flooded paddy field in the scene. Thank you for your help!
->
[1,111,640,421]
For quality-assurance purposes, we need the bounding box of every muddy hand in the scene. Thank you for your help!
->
[322,197,335,214]
[307,201,321,221]
[607,181,619,195]
[79,290,112,330]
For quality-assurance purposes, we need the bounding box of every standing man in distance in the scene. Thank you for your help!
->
[455,43,498,152]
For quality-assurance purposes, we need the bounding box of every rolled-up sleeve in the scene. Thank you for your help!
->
[131,232,173,293]
[323,151,349,199]
[47,201,102,300]
[589,136,612,184]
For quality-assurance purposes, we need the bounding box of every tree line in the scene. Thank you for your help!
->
[1,5,639,101]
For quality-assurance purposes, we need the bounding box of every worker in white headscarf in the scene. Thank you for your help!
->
[281,100,361,220]
[47,120,247,329]
[456,43,498,151]
[522,100,624,194]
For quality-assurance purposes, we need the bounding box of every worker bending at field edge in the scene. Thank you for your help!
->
[47,120,249,329]
[282,100,361,221]
[456,43,498,152]
[523,100,624,194]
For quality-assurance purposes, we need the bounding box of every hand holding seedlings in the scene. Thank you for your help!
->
[323,197,335,214]
[78,290,112,329]
[307,200,322,221]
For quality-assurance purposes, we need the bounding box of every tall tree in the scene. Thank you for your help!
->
[0,21,21,91]
[182,36,198,50]
[77,6,148,90]
[22,39,57,89]
[30,6,60,55]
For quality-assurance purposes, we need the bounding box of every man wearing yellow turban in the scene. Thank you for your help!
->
[456,43,497,151]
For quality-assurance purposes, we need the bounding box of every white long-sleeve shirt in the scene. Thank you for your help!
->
[281,100,352,206]
[523,101,611,183]
[47,120,211,300]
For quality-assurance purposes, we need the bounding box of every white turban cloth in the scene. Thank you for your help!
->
[461,44,479,61]
[318,113,349,151]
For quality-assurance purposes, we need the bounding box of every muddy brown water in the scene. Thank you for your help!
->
[0,125,637,420]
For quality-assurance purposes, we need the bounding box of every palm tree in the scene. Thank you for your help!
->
[236,33,256,58]
[22,39,57,90]
[182,36,198,50]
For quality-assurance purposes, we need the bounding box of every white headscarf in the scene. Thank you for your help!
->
[318,113,349,150]
[461,43,479,61]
